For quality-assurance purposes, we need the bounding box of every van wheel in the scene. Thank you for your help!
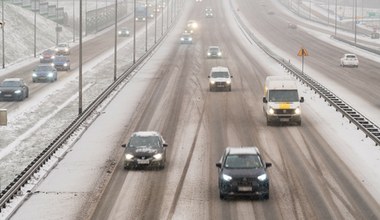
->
[266,120,272,126]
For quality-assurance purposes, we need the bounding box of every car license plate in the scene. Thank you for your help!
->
[280,118,290,122]
[137,159,150,164]
[4,94,12,97]
[238,186,252,192]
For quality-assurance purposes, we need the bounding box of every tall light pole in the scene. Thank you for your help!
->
[335,0,338,36]
[79,0,83,115]
[154,0,157,43]
[133,0,136,64]
[2,0,5,68]
[145,0,148,52]
[73,0,75,42]
[34,0,37,58]
[354,0,357,44]
[114,0,117,81]
[56,0,59,45]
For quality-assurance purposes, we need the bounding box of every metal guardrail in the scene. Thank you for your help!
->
[0,16,176,213]
[230,0,380,146]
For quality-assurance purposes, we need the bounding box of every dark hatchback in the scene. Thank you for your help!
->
[39,49,56,63]
[216,147,272,200]
[53,55,71,71]
[0,78,29,101]
[32,64,58,82]
[122,131,168,170]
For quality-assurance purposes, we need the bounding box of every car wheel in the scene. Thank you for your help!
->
[297,120,302,126]
[263,193,269,200]
[209,86,213,92]
[228,86,231,92]
[26,90,29,98]
[219,192,226,200]
[266,119,272,126]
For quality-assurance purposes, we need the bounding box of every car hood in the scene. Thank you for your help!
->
[54,61,68,64]
[0,87,21,92]
[222,168,266,179]
[210,78,230,82]
[125,147,162,156]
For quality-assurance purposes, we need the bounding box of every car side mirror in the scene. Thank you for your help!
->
[266,162,272,168]
[216,162,221,168]
[230,76,233,78]
[263,97,268,103]
[208,76,210,78]
[300,97,304,103]
[163,143,168,147]
[121,144,126,148]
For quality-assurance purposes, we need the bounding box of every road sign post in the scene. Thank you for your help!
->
[297,47,309,74]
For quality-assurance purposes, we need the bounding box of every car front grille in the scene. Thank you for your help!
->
[274,109,295,115]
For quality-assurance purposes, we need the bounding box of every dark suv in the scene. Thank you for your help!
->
[122,131,168,169]
[216,147,272,200]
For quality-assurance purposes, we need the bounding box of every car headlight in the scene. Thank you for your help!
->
[51,63,55,67]
[218,52,222,56]
[181,37,184,41]
[207,52,211,56]
[32,73,37,77]
[126,31,130,34]
[222,174,232,181]
[118,31,122,34]
[51,55,55,59]
[257,173,267,181]
[153,153,163,160]
[189,37,192,41]
[125,154,134,160]
[269,108,275,115]
[210,80,215,84]
[48,72,54,77]
[64,63,68,67]
[226,80,231,84]
[55,48,59,51]
[14,90,22,94]
[295,107,301,114]
[39,55,43,59]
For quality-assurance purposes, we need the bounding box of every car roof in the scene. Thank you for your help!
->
[344,53,356,56]
[211,66,229,72]
[132,131,161,137]
[226,147,260,155]
[209,46,219,49]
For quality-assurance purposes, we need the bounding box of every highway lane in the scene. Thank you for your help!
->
[0,6,170,187]
[88,0,380,219]
[234,0,380,109]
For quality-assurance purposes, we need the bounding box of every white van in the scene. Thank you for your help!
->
[262,76,304,126]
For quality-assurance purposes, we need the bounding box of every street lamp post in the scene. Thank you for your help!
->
[79,0,83,115]
[154,0,157,43]
[335,0,337,36]
[114,0,117,81]
[2,0,5,68]
[73,0,75,42]
[133,0,136,64]
[145,0,148,52]
[34,0,37,58]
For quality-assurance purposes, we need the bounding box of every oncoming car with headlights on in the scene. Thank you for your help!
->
[122,131,168,170]
[216,147,272,200]
[208,66,232,91]
[262,76,304,126]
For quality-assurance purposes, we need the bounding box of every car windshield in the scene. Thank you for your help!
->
[1,81,20,87]
[36,66,53,71]
[224,155,263,169]
[209,48,219,52]
[346,55,357,59]
[211,71,229,78]
[55,57,67,62]
[129,136,161,148]
[268,90,299,102]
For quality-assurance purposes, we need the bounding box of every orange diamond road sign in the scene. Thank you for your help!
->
[297,48,309,56]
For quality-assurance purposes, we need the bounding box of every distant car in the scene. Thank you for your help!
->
[216,147,272,200]
[205,9,214,18]
[187,20,198,29]
[371,32,380,39]
[287,23,297,29]
[207,46,222,58]
[55,43,70,55]
[121,131,168,169]
[0,78,29,101]
[340,53,359,67]
[208,66,232,91]
[180,32,193,44]
[52,55,70,71]
[195,0,202,2]
[39,49,56,63]
[184,27,194,34]
[118,27,130,37]
[32,64,58,82]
